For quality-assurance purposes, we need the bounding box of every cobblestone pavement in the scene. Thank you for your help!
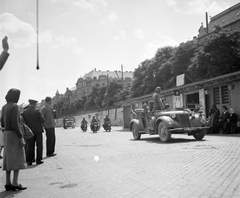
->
[0,127,240,198]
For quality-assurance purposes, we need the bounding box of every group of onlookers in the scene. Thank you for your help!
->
[0,36,56,191]
[208,104,238,134]
[0,90,57,191]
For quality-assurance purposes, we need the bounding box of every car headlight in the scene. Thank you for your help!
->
[170,114,176,119]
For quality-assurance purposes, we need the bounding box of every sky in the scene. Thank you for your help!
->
[0,0,239,107]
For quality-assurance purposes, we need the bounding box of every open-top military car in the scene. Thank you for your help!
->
[130,108,209,142]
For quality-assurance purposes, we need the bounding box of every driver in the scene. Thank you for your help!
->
[141,103,150,130]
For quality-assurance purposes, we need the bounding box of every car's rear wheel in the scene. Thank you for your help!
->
[193,129,206,140]
[158,122,171,142]
[132,123,141,140]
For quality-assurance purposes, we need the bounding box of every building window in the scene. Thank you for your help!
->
[213,87,220,105]
[221,85,229,104]
[213,85,229,105]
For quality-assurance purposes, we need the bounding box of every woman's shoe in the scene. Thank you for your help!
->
[11,184,27,191]
[5,184,12,191]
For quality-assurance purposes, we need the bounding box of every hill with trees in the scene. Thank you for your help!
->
[54,29,240,117]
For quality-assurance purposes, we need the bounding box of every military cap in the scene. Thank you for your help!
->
[29,99,38,104]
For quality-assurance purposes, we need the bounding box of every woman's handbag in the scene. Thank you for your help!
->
[22,123,34,139]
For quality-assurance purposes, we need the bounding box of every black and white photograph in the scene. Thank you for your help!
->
[1,0,240,197]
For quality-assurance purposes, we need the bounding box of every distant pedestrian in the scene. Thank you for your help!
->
[0,36,9,71]
[218,105,230,134]
[208,104,220,134]
[225,108,238,134]
[41,97,56,157]
[1,88,27,191]
[23,99,45,165]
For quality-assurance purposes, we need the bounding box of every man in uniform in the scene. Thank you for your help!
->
[149,87,165,134]
[81,118,88,130]
[152,87,165,110]
[23,99,45,165]
[90,116,98,131]
[41,97,57,157]
[103,115,111,129]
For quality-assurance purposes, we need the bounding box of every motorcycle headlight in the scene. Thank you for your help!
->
[170,114,176,119]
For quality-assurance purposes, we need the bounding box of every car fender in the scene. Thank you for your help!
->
[156,116,178,129]
[130,119,143,131]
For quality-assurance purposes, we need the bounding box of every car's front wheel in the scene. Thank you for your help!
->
[158,122,171,142]
[193,129,206,140]
[132,123,141,140]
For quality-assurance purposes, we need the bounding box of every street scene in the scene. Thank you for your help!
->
[1,1,240,198]
[0,127,240,198]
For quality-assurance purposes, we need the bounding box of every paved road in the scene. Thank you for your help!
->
[0,127,240,198]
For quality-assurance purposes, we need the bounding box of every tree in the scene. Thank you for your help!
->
[152,46,175,89]
[171,40,199,78]
[131,59,154,97]
[190,30,240,80]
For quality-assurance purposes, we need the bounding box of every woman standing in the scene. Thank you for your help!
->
[1,88,27,191]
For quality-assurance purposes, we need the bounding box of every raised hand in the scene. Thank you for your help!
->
[2,36,9,52]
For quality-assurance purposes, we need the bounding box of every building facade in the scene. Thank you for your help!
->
[75,69,133,99]
[198,2,240,40]
[51,69,133,106]
[123,71,240,128]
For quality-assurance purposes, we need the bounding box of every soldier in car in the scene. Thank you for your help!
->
[153,87,165,111]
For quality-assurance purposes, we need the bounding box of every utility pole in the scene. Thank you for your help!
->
[121,64,124,87]
[68,90,70,117]
[107,74,109,116]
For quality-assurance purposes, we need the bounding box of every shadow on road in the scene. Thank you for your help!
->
[130,136,207,144]
[0,189,21,198]
[115,128,130,132]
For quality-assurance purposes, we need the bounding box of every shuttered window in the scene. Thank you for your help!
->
[221,85,229,104]
[213,87,220,105]
[213,85,229,105]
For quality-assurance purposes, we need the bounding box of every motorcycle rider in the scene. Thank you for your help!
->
[81,118,88,130]
[103,115,111,130]
[95,117,101,131]
[90,116,98,131]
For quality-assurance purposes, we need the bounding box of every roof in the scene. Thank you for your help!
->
[83,70,133,80]
[210,2,240,21]
[123,70,240,105]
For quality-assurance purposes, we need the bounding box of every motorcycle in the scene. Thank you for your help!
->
[97,122,101,131]
[91,122,98,133]
[103,121,111,132]
[81,123,87,132]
